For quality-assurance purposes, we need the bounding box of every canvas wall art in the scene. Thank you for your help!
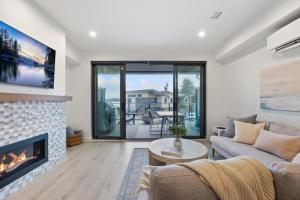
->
[0,21,56,88]
[260,59,300,112]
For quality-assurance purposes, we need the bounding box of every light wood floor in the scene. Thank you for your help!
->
[7,141,150,200]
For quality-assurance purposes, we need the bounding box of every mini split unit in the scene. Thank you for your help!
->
[267,18,300,53]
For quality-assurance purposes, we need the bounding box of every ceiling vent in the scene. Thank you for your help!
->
[211,12,223,19]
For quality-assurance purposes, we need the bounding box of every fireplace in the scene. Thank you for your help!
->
[0,133,48,189]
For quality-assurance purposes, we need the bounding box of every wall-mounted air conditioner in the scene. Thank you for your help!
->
[267,18,300,53]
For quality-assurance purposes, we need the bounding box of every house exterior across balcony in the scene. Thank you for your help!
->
[126,89,173,113]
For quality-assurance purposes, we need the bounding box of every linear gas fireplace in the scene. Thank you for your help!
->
[0,133,48,189]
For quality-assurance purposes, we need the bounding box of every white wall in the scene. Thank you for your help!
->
[0,0,66,95]
[66,40,82,67]
[223,47,300,128]
[66,50,225,140]
[215,0,300,64]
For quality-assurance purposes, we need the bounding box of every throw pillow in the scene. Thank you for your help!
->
[292,153,300,164]
[254,129,300,161]
[223,114,257,138]
[233,121,265,144]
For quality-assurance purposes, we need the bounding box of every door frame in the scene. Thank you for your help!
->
[91,61,207,139]
[91,63,126,139]
[174,64,206,139]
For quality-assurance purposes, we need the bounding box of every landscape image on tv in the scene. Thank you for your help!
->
[0,21,56,88]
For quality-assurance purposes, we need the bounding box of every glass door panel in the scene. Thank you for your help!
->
[125,63,173,139]
[94,65,123,138]
[176,65,204,137]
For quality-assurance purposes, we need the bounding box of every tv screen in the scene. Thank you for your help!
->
[0,21,56,88]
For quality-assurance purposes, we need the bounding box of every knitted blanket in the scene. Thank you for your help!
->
[178,156,275,200]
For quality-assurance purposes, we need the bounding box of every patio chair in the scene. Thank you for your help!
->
[148,110,163,132]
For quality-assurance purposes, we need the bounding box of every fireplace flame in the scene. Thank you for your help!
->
[0,150,31,175]
[0,163,5,172]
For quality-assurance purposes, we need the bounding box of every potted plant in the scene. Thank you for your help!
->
[169,124,187,148]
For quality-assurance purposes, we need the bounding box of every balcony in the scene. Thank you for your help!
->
[125,102,200,139]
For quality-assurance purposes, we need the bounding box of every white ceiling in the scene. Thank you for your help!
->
[33,0,278,51]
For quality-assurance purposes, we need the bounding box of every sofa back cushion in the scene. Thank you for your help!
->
[269,162,300,200]
[224,114,257,138]
[269,123,300,136]
[233,121,265,144]
[254,129,300,161]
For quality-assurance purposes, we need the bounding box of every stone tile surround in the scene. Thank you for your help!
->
[0,101,67,200]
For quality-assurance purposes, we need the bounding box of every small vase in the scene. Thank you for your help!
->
[174,138,182,149]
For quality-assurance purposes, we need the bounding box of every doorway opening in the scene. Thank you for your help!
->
[125,64,173,139]
[91,61,206,140]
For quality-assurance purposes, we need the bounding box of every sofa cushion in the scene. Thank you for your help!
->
[256,120,271,130]
[233,121,265,144]
[223,114,257,138]
[269,123,300,136]
[269,162,300,200]
[149,164,218,200]
[254,129,300,161]
[210,136,287,166]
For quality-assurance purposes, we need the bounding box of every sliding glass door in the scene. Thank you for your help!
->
[92,65,125,139]
[175,65,205,138]
[92,62,206,139]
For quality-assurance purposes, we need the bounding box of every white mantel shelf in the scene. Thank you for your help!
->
[0,92,72,102]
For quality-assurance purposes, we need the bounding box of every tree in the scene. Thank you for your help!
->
[180,78,196,115]
[0,29,20,58]
[13,39,20,57]
[180,78,195,97]
[44,47,55,66]
[0,28,3,54]
[3,29,9,54]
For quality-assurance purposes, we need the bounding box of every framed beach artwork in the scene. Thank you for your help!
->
[0,21,56,88]
[260,60,300,112]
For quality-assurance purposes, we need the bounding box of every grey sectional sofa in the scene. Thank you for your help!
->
[210,122,300,165]
[143,161,300,200]
[140,122,300,200]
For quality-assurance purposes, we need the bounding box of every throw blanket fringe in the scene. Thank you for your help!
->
[178,156,275,200]
[136,165,155,193]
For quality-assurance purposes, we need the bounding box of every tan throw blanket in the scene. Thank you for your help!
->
[178,156,275,200]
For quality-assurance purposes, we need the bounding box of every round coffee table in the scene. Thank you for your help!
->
[148,138,208,165]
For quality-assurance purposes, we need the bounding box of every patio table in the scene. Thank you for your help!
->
[156,111,184,138]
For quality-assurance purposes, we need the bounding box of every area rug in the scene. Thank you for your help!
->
[117,148,149,200]
[117,145,223,200]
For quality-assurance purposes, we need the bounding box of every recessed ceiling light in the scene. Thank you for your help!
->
[89,31,97,38]
[198,31,206,38]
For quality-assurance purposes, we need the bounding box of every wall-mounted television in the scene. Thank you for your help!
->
[0,21,56,88]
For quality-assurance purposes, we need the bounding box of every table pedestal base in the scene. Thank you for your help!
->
[149,154,166,166]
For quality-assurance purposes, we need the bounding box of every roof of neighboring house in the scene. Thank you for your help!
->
[126,89,172,97]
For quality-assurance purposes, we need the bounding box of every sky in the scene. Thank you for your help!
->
[0,21,48,64]
[98,72,200,99]
[126,74,173,91]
